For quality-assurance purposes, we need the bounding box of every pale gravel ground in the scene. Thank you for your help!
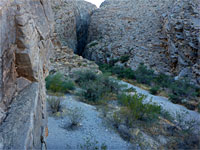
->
[46,94,131,150]
[46,81,200,150]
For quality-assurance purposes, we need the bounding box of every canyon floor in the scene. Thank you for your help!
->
[46,80,200,150]
[46,94,131,150]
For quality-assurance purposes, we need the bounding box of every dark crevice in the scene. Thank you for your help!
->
[75,7,93,56]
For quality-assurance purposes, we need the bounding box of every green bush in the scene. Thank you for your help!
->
[149,86,160,95]
[119,55,130,63]
[79,80,104,103]
[134,63,155,85]
[168,79,198,103]
[112,66,136,79]
[75,70,97,85]
[99,63,200,110]
[154,73,172,88]
[45,73,75,93]
[88,41,98,47]
[109,58,119,66]
[118,93,161,121]
[76,71,122,103]
[124,87,136,93]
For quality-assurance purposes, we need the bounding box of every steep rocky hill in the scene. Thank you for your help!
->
[52,0,96,54]
[84,0,200,85]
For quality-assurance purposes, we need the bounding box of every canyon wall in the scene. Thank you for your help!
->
[52,0,96,54]
[0,0,54,149]
[84,0,200,85]
[50,0,99,76]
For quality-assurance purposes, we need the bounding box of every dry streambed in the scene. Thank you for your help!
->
[46,81,200,150]
[46,94,132,150]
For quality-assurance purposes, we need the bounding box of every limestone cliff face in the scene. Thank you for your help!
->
[84,0,200,85]
[0,0,54,149]
[52,0,96,54]
[51,0,99,76]
[162,0,200,84]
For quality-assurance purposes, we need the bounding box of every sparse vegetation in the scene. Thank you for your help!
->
[123,87,136,93]
[149,86,160,95]
[75,70,122,104]
[47,96,62,114]
[117,93,161,123]
[66,107,84,129]
[88,41,98,47]
[79,135,107,150]
[45,73,75,94]
[119,55,130,63]
[99,63,200,110]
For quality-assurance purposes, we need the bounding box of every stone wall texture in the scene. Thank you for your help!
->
[84,0,200,85]
[162,0,200,84]
[0,0,54,149]
[52,0,96,54]
[50,0,99,76]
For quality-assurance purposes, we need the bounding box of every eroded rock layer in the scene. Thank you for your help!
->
[162,0,200,84]
[52,0,96,54]
[51,0,99,76]
[84,0,200,85]
[0,0,54,149]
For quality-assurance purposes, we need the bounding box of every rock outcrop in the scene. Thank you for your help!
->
[51,0,99,76]
[50,37,100,76]
[84,0,200,85]
[162,0,200,84]
[52,0,96,54]
[0,0,54,149]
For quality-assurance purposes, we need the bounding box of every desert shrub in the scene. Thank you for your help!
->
[99,63,199,110]
[79,81,104,103]
[47,97,62,114]
[88,41,98,47]
[119,55,130,63]
[118,93,161,121]
[169,80,198,103]
[154,73,172,88]
[67,107,84,128]
[78,74,122,103]
[134,63,155,85]
[124,87,136,93]
[79,135,107,150]
[45,73,75,93]
[75,70,97,86]
[149,86,160,95]
[112,66,135,79]
[109,58,119,66]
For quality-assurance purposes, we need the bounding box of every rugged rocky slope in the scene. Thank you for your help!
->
[162,0,200,84]
[52,0,96,54]
[84,0,200,85]
[51,0,99,76]
[50,37,100,76]
[0,0,54,149]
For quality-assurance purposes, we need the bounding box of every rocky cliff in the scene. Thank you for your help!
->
[0,0,54,149]
[51,0,99,76]
[52,0,96,54]
[162,0,200,84]
[84,0,200,85]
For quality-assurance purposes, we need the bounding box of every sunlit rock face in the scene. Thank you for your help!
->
[84,0,200,85]
[0,0,54,149]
